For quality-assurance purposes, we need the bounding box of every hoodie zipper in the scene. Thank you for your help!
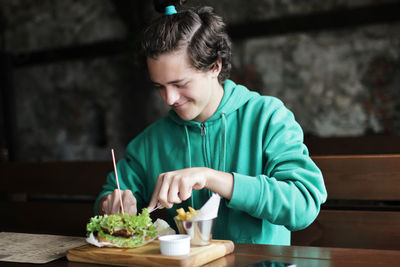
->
[201,123,207,136]
[200,123,210,167]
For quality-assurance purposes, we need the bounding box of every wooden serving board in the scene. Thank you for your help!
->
[67,239,234,267]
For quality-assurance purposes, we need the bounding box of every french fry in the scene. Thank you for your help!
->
[176,208,186,219]
[188,206,196,213]
[175,206,199,220]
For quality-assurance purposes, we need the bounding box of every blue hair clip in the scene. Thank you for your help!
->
[165,5,177,15]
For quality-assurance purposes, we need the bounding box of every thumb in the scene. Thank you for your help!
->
[147,173,163,211]
[146,194,159,211]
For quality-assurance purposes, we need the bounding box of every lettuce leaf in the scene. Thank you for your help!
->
[86,208,157,247]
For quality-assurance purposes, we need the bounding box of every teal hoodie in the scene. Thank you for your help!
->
[95,79,327,245]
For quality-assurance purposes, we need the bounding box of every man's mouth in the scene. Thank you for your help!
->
[172,101,189,109]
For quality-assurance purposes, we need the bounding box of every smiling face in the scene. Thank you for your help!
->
[147,50,224,122]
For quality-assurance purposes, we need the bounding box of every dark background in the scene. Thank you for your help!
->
[1,0,400,162]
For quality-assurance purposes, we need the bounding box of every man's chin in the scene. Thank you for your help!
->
[175,111,195,121]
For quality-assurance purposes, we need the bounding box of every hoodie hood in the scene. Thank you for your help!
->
[168,79,259,126]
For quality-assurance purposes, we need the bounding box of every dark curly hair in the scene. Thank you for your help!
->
[142,0,232,84]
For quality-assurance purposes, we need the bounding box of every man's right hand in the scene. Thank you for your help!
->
[98,189,137,215]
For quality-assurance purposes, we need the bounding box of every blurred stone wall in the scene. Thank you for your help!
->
[231,25,400,137]
[1,0,399,161]
[1,0,148,161]
[1,0,125,52]
[190,0,396,23]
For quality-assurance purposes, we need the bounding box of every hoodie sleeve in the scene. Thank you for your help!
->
[227,98,327,231]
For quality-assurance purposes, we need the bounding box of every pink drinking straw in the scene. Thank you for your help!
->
[111,148,125,214]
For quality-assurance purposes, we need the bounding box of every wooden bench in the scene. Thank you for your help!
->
[2,154,400,250]
[0,161,166,236]
[0,161,112,236]
[292,154,400,250]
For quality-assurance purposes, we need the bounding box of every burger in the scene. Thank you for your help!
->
[86,208,157,247]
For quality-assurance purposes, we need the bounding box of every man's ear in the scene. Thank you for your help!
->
[210,59,222,78]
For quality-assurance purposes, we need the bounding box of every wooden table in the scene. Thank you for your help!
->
[2,243,400,267]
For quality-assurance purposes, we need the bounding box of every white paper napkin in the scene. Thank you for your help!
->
[194,193,221,220]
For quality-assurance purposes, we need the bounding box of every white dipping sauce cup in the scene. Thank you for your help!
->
[159,234,191,256]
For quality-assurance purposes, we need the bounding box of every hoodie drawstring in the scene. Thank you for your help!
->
[220,112,227,172]
[184,125,192,168]
[184,125,194,208]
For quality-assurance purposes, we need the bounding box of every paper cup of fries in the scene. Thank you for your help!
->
[174,207,215,246]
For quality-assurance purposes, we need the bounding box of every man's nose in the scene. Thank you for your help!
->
[164,86,179,106]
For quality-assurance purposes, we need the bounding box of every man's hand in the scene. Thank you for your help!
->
[98,189,137,215]
[147,167,233,211]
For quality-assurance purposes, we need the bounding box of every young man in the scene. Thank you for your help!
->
[96,2,327,245]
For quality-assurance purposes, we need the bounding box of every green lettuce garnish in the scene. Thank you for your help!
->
[86,208,157,247]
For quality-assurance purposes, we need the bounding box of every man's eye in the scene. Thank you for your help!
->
[176,83,188,88]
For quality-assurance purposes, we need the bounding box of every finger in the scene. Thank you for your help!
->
[168,174,182,204]
[100,194,111,215]
[179,181,192,201]
[126,205,137,215]
[158,173,173,208]
[147,173,164,211]
[192,172,207,190]
[122,190,137,215]
[111,189,122,214]
[107,193,115,214]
